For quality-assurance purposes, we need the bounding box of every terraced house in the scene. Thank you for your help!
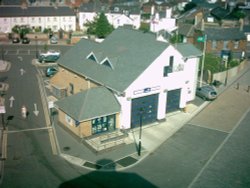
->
[50,27,202,139]
[0,6,76,33]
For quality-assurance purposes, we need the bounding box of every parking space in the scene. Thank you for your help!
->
[189,86,250,133]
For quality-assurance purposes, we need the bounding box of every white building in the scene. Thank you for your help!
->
[0,6,76,33]
[150,6,177,33]
[78,3,141,31]
[51,27,202,138]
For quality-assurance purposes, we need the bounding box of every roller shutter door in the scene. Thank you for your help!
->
[166,89,181,113]
[131,94,159,128]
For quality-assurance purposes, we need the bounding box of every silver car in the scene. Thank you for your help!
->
[196,85,217,100]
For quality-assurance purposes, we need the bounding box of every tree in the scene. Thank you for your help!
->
[12,25,31,39]
[85,12,113,38]
[96,12,113,38]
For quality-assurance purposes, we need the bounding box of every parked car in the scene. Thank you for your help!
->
[50,36,58,44]
[196,85,218,100]
[38,50,60,63]
[12,37,20,43]
[45,67,58,77]
[22,37,30,44]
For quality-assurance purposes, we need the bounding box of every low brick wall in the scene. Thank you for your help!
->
[213,60,248,82]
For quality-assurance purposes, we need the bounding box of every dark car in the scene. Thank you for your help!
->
[45,67,58,77]
[22,37,30,44]
[12,37,20,43]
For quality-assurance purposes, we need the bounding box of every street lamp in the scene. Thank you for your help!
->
[224,60,229,86]
[1,45,4,60]
[138,107,144,156]
[35,35,38,58]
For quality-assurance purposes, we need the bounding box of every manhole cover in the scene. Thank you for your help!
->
[116,156,137,167]
[83,162,102,169]
[63,146,70,151]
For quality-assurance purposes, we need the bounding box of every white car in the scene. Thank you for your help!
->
[38,50,60,63]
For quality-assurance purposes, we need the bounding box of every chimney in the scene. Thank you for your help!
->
[151,5,155,16]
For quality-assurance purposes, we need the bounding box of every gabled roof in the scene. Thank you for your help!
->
[58,27,170,94]
[178,24,195,37]
[175,43,202,58]
[0,6,75,17]
[205,27,246,40]
[55,86,120,122]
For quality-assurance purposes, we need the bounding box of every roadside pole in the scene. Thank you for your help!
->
[198,34,207,87]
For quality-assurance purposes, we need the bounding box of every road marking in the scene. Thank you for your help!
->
[9,96,15,108]
[20,68,25,75]
[33,103,39,116]
[7,127,53,134]
[36,74,59,155]
[187,123,229,134]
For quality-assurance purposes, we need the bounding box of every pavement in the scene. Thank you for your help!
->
[52,60,250,171]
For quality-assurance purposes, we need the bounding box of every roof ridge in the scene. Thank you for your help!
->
[77,89,90,120]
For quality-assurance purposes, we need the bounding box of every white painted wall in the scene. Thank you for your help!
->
[79,12,141,30]
[116,44,199,129]
[0,15,76,33]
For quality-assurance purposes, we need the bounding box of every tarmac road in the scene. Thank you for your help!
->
[123,66,250,188]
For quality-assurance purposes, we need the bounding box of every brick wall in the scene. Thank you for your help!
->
[50,66,98,96]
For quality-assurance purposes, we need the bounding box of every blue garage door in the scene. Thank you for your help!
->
[166,89,181,113]
[131,94,159,128]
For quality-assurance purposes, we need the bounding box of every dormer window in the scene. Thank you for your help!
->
[100,58,114,69]
[86,52,114,69]
[86,52,98,63]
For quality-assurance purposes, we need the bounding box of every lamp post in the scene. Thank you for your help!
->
[199,34,207,87]
[1,45,4,60]
[138,108,144,156]
[224,59,229,86]
[35,35,38,58]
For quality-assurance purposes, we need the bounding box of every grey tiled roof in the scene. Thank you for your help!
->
[178,24,194,37]
[55,86,120,122]
[58,27,201,94]
[205,27,246,40]
[0,6,75,17]
[175,43,202,58]
[58,27,170,94]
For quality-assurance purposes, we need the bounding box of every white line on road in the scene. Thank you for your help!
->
[7,127,52,134]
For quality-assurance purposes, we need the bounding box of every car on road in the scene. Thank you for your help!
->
[50,36,58,44]
[38,50,60,63]
[0,82,9,94]
[45,67,58,77]
[12,37,20,43]
[22,37,30,44]
[196,85,218,100]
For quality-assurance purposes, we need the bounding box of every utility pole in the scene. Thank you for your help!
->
[199,34,207,87]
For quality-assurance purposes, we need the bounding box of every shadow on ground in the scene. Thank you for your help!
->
[58,159,157,188]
